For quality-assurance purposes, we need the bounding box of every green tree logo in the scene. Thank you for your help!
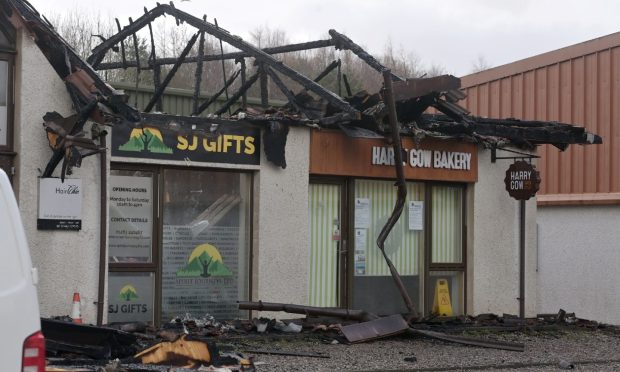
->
[119,285,139,301]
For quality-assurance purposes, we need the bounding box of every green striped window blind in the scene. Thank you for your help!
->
[431,186,463,263]
[354,180,425,276]
[308,183,340,307]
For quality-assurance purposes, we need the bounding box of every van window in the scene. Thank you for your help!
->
[0,192,25,291]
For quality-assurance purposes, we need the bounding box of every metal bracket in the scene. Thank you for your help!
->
[491,147,540,163]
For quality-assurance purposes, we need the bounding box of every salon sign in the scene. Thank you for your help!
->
[37,178,82,230]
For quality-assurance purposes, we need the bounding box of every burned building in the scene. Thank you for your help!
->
[0,0,600,325]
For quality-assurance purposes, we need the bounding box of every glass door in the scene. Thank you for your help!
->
[350,179,425,316]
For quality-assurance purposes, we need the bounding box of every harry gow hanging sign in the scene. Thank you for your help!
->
[504,161,541,200]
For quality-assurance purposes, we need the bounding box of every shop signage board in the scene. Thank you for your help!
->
[309,130,478,182]
[37,178,82,230]
[109,175,153,261]
[504,161,541,200]
[111,124,261,165]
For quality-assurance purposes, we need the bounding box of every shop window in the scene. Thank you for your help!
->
[161,169,251,321]
[431,186,463,264]
[428,184,465,316]
[109,166,252,324]
[351,179,425,316]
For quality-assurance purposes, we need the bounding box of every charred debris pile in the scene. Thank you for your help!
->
[42,308,616,370]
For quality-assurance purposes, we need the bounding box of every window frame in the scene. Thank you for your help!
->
[424,181,467,315]
[107,162,255,325]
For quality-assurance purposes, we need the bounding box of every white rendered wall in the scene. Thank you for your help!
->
[253,127,310,317]
[467,147,538,317]
[537,205,620,325]
[14,29,102,323]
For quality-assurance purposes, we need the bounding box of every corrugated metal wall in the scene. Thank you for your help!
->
[460,32,620,204]
[110,82,285,116]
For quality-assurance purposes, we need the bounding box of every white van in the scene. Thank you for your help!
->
[0,169,45,371]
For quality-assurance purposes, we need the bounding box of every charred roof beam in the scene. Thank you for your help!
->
[95,39,336,70]
[329,29,403,82]
[88,4,359,119]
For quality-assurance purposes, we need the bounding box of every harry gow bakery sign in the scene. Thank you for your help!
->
[309,130,478,182]
[504,161,541,200]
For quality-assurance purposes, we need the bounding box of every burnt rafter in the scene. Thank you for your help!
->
[95,39,337,70]
[87,3,359,120]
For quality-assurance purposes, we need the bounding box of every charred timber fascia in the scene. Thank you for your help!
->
[95,39,336,70]
[7,0,140,122]
[419,114,602,146]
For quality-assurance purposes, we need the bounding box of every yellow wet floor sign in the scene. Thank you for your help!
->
[432,279,453,316]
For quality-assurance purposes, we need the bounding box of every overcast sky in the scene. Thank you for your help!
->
[27,0,620,76]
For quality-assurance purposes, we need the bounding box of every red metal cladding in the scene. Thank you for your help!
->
[461,32,620,204]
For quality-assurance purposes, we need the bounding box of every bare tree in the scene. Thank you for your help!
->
[471,54,492,73]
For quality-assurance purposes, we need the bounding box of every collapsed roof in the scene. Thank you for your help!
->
[3,0,601,178]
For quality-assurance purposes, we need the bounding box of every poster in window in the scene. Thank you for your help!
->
[162,225,241,320]
[108,273,154,323]
[354,198,370,229]
[109,175,153,262]
[408,201,424,230]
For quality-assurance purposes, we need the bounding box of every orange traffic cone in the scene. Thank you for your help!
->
[71,292,82,324]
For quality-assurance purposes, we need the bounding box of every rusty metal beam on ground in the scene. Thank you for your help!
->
[238,301,378,322]
[144,32,199,112]
[95,39,336,70]
[391,75,461,101]
[378,69,417,319]
[329,29,403,82]
[192,69,241,116]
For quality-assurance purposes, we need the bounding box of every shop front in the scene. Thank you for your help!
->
[308,130,477,316]
[107,124,259,324]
